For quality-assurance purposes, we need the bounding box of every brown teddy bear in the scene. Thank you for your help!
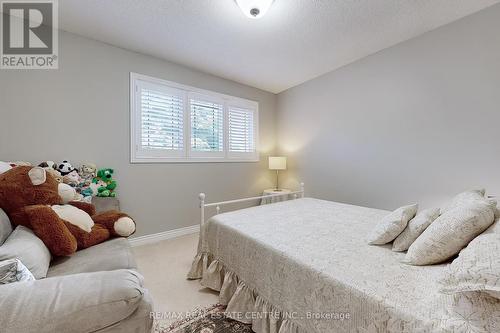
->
[0,166,136,256]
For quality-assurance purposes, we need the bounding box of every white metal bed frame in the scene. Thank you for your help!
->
[199,183,305,226]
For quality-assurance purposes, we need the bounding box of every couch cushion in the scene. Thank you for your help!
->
[96,289,154,333]
[47,238,136,277]
[0,209,12,245]
[0,226,51,279]
[0,269,148,333]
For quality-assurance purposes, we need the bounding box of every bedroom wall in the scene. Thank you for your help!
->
[0,30,277,237]
[277,4,500,210]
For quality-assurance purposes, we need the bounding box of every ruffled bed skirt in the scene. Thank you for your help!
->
[188,253,305,333]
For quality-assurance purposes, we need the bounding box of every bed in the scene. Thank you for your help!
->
[188,197,500,333]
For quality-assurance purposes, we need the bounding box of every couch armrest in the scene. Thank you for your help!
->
[0,269,150,333]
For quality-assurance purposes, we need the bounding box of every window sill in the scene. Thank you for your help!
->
[130,157,260,164]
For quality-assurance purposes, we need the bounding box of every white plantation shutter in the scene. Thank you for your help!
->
[131,73,259,162]
[228,106,256,157]
[141,89,184,150]
[190,95,224,155]
[133,80,186,159]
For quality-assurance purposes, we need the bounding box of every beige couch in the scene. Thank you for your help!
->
[0,209,153,332]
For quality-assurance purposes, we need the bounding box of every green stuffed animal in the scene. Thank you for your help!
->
[95,168,117,197]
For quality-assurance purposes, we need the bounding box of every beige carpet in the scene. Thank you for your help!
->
[132,233,219,327]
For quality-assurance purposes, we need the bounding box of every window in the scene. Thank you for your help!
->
[136,82,185,158]
[131,73,259,162]
[228,106,256,157]
[190,94,224,156]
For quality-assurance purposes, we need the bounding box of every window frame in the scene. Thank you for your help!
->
[130,72,259,163]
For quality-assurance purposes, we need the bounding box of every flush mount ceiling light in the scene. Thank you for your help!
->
[235,0,274,19]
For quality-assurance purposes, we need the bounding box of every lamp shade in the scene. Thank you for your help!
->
[268,156,287,170]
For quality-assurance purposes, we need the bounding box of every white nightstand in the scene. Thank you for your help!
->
[261,188,292,205]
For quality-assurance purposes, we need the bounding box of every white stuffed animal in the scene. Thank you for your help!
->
[0,161,12,174]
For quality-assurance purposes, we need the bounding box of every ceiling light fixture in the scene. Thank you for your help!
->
[235,0,274,19]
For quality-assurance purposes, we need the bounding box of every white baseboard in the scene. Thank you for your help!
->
[128,224,199,247]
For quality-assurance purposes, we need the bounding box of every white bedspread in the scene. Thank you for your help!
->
[190,198,500,332]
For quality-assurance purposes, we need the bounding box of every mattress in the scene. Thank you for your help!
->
[189,198,500,332]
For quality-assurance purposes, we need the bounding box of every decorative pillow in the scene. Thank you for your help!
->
[368,204,418,245]
[392,208,440,252]
[0,258,35,284]
[0,226,51,279]
[405,200,496,265]
[0,208,12,245]
[0,259,17,284]
[439,222,500,299]
[440,189,486,214]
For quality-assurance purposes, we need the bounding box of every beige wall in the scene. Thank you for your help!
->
[277,5,500,210]
[0,31,277,237]
[3,4,499,237]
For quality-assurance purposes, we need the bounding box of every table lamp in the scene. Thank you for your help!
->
[268,156,287,191]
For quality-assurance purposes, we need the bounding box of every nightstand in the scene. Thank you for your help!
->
[261,188,292,205]
[91,197,120,213]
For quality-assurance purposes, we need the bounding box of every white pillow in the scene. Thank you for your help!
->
[0,259,18,284]
[368,204,418,245]
[0,259,35,284]
[440,189,486,214]
[405,200,496,265]
[392,208,440,252]
[439,221,500,299]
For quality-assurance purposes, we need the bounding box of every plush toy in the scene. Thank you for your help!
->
[38,161,57,171]
[46,168,63,183]
[57,160,75,176]
[89,178,107,197]
[0,166,136,256]
[80,187,94,198]
[95,168,117,197]
[58,182,81,203]
[79,163,97,185]
[0,162,12,174]
[9,161,31,167]
[63,170,82,187]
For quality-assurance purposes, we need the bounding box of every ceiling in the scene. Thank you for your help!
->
[58,0,500,93]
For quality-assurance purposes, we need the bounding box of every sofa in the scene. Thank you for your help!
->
[0,208,154,333]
